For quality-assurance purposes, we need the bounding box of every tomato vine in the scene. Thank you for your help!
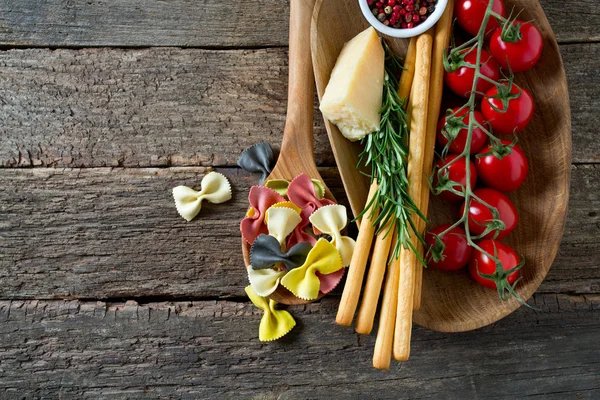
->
[433,0,533,306]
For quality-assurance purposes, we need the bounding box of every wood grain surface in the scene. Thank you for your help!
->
[0,0,598,398]
[0,45,597,169]
[0,295,598,398]
[0,0,597,47]
[0,166,597,300]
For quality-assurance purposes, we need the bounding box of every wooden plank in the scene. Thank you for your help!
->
[0,294,598,398]
[0,47,334,168]
[0,165,597,300]
[0,0,597,47]
[0,0,290,48]
[561,43,600,164]
[0,44,597,168]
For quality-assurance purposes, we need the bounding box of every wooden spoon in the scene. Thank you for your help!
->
[241,0,336,306]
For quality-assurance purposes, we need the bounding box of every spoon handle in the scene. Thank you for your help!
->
[279,0,317,169]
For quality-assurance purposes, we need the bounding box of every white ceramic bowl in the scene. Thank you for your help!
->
[358,0,449,38]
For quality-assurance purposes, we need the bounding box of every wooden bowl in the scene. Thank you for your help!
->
[312,0,571,332]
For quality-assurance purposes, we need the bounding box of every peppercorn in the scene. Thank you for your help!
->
[368,0,437,29]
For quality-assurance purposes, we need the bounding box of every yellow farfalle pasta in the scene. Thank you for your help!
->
[265,207,302,247]
[172,172,232,221]
[268,201,302,215]
[280,238,343,300]
[245,285,296,342]
[309,204,356,266]
[249,201,301,220]
[247,266,286,297]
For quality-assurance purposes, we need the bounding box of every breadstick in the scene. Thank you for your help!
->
[393,29,434,361]
[372,233,400,370]
[338,37,417,328]
[413,0,455,311]
[398,37,418,101]
[336,182,379,326]
[356,36,419,335]
[371,41,418,365]
[355,221,395,334]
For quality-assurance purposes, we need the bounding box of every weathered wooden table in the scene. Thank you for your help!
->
[0,1,598,398]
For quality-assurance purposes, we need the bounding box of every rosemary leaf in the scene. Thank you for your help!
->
[357,41,426,261]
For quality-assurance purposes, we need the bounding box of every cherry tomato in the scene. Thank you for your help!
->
[425,224,473,271]
[481,82,534,135]
[476,139,529,192]
[462,188,518,239]
[469,239,520,290]
[433,154,478,203]
[454,0,506,39]
[490,21,543,73]
[437,107,488,154]
[445,49,500,98]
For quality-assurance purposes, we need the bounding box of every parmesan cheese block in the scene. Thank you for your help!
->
[319,27,385,141]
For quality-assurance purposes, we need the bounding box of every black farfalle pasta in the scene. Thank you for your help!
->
[250,234,312,271]
[237,142,274,184]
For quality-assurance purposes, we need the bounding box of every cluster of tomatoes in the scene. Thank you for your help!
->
[425,0,543,292]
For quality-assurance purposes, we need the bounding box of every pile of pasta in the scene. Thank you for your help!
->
[241,173,355,341]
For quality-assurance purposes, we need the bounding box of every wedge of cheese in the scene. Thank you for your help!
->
[319,27,385,142]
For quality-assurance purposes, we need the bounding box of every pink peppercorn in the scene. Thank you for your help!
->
[368,0,436,29]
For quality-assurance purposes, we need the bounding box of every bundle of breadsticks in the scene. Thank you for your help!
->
[336,2,454,370]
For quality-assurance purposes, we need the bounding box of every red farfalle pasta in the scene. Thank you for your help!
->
[241,186,285,244]
[286,174,335,248]
[317,268,346,294]
[287,224,317,248]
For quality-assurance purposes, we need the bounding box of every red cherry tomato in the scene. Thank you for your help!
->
[476,139,529,192]
[445,49,500,98]
[462,188,518,239]
[425,224,473,271]
[454,0,506,39]
[433,154,478,203]
[481,83,534,135]
[469,239,521,290]
[489,21,543,73]
[437,107,488,154]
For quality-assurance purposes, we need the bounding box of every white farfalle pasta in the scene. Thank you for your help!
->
[309,204,356,266]
[247,266,286,297]
[173,171,232,221]
[265,207,302,248]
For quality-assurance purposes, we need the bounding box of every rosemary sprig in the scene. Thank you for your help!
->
[357,41,426,261]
